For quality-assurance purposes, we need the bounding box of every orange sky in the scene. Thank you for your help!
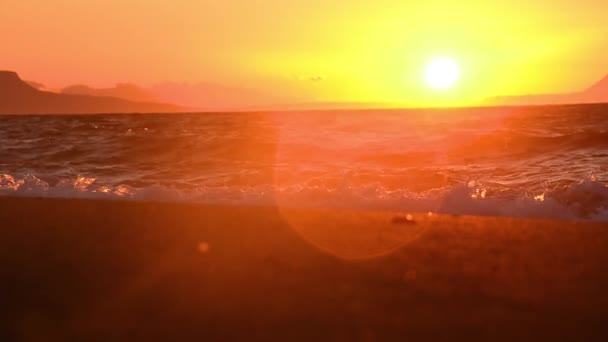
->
[1,0,607,106]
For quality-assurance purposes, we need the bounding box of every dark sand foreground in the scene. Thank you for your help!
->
[1,197,608,341]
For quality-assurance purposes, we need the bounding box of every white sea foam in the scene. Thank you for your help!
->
[1,173,606,221]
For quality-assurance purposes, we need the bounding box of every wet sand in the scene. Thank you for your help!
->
[1,197,608,341]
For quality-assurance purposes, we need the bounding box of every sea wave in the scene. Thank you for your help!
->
[1,107,607,221]
[1,172,606,221]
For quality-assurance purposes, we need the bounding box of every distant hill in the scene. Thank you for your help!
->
[62,83,159,103]
[233,101,407,112]
[150,82,284,111]
[59,80,283,111]
[484,75,608,106]
[582,74,608,101]
[0,71,182,114]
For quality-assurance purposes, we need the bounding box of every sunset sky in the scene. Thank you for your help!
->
[1,0,607,106]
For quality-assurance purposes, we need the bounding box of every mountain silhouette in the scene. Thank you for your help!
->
[150,82,284,111]
[582,74,608,100]
[62,83,160,103]
[59,80,284,111]
[0,71,182,114]
[485,74,608,106]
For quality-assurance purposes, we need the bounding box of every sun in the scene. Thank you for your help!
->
[424,57,460,90]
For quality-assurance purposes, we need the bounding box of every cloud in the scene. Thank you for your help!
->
[308,76,324,82]
[291,74,326,82]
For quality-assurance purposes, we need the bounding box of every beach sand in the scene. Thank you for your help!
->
[1,197,608,341]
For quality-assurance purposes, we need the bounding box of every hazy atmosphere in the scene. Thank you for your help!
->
[2,1,608,341]
[2,0,608,107]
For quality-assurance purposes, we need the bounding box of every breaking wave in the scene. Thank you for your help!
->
[1,172,606,221]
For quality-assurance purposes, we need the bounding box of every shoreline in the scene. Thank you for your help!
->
[1,197,608,341]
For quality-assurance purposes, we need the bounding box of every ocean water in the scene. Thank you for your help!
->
[1,104,607,221]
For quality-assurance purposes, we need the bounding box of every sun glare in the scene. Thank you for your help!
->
[424,57,460,90]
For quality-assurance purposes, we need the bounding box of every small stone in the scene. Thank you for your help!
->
[197,242,210,254]
[391,214,416,225]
